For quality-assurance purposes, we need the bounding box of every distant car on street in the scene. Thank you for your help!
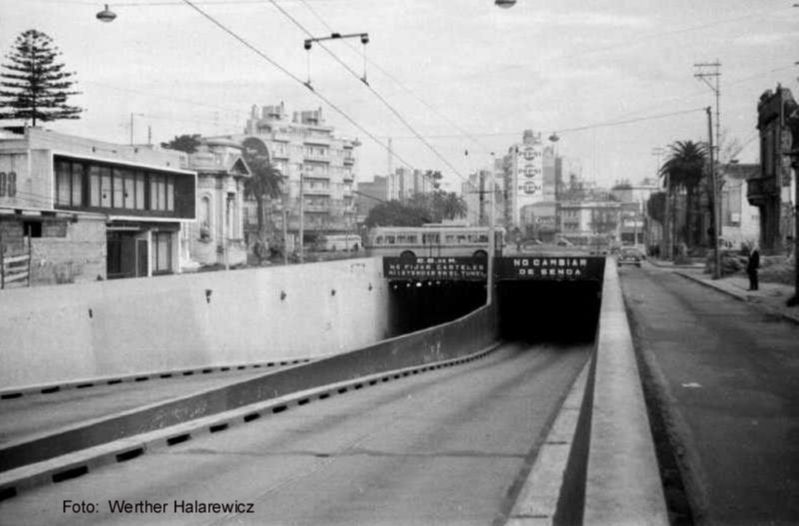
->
[617,247,643,267]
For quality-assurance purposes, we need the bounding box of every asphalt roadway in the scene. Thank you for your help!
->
[619,263,799,525]
[0,342,589,526]
[0,367,292,447]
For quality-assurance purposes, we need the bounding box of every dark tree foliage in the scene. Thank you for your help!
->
[364,190,467,227]
[364,200,431,227]
[659,140,708,247]
[161,134,201,154]
[0,29,81,126]
[242,151,283,260]
[646,191,666,224]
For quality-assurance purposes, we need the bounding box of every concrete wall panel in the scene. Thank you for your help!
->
[0,258,391,390]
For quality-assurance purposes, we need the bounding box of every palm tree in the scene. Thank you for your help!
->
[242,153,283,259]
[659,141,708,250]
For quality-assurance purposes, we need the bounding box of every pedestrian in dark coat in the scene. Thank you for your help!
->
[746,244,760,291]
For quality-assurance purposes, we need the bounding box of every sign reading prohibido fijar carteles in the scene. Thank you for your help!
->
[382,257,487,281]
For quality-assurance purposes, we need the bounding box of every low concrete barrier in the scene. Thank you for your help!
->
[0,303,498,472]
[583,257,669,525]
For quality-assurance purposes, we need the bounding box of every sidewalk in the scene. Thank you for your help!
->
[649,259,799,324]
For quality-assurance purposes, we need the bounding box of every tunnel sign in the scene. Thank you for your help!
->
[383,257,487,281]
[495,256,605,281]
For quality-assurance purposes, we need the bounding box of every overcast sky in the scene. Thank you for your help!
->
[1,0,797,192]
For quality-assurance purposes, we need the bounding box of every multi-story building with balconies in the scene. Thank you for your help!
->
[222,102,359,249]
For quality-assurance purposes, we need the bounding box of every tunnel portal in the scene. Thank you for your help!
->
[383,255,605,343]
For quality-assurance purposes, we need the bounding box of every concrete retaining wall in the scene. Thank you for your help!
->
[0,258,392,391]
[0,303,499,471]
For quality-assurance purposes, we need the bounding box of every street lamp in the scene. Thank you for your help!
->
[96,4,117,22]
[487,152,497,306]
[303,32,370,85]
[495,0,517,8]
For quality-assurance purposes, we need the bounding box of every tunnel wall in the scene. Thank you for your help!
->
[0,258,394,391]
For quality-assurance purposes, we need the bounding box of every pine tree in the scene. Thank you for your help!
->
[0,29,82,126]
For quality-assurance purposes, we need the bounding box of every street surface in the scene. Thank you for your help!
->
[0,342,589,525]
[0,366,296,446]
[619,264,799,525]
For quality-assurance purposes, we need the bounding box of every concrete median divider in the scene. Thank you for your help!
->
[0,303,499,475]
[583,257,668,525]
[505,257,669,525]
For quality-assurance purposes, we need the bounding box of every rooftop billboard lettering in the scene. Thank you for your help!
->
[383,257,487,281]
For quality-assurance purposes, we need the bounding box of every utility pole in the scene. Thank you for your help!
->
[298,173,304,264]
[387,137,393,178]
[129,113,144,145]
[652,147,667,258]
[707,106,721,279]
[695,61,722,254]
[487,165,496,306]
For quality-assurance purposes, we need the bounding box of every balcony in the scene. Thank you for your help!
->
[304,186,331,195]
[304,153,330,163]
[343,156,355,166]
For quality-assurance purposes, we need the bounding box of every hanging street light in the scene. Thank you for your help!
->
[96,4,117,22]
[495,0,517,8]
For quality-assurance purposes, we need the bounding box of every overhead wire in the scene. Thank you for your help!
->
[179,0,424,180]
[297,0,495,158]
[264,0,472,188]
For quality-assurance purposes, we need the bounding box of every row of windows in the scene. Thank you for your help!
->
[0,172,17,197]
[55,159,175,212]
[373,232,491,245]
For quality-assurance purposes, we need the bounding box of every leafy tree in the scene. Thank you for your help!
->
[0,29,81,126]
[161,134,201,154]
[659,140,708,248]
[364,200,431,227]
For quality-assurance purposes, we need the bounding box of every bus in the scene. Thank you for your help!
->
[319,234,362,252]
[365,224,505,259]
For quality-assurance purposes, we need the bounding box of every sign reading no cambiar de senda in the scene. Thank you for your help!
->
[494,256,605,281]
[383,257,487,281]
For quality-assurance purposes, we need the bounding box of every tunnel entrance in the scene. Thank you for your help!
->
[494,255,606,344]
[381,254,605,343]
[497,280,602,343]
[388,281,487,335]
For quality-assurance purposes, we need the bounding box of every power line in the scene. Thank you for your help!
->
[298,0,495,158]
[265,0,472,187]
[179,0,423,180]
[387,107,708,140]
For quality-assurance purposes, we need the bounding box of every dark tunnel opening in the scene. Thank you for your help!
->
[385,279,602,345]
[387,281,487,335]
[497,280,602,344]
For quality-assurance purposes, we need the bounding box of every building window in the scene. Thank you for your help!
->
[135,172,146,210]
[89,166,101,206]
[100,166,112,207]
[152,231,173,274]
[0,172,19,199]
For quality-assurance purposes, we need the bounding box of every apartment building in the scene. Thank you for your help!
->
[227,102,359,247]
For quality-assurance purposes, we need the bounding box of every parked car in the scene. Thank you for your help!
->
[617,247,643,267]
